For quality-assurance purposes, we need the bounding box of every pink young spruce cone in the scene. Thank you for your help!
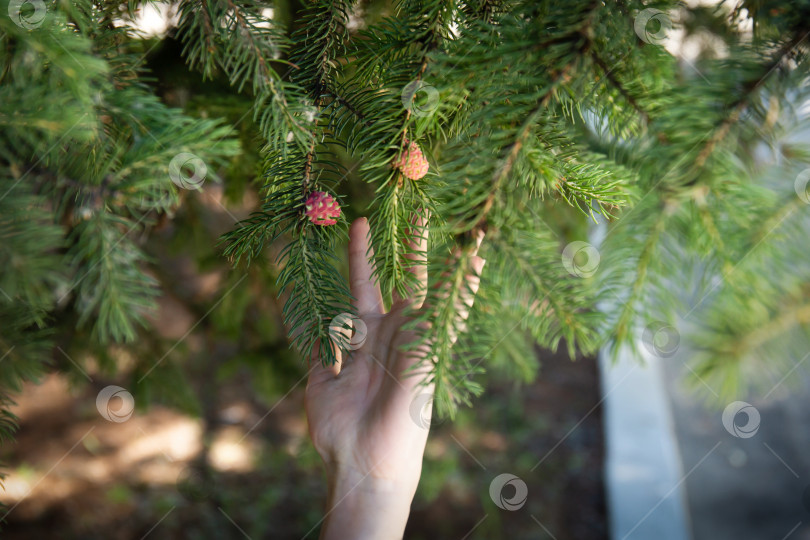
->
[393,141,429,180]
[305,191,341,226]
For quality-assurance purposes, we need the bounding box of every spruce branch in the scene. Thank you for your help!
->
[323,89,373,127]
[588,46,651,127]
[609,204,669,347]
[4,0,810,452]
[734,302,810,357]
[176,0,313,153]
[493,227,601,356]
[467,61,577,234]
[224,0,357,366]
[406,238,484,418]
[746,193,804,250]
[354,0,452,299]
[691,31,807,172]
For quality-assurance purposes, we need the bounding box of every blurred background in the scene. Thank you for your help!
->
[2,1,810,539]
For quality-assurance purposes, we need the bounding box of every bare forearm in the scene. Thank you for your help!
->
[319,465,417,540]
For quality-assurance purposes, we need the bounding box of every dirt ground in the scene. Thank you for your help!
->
[0,346,605,540]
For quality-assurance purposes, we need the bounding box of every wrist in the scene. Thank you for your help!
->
[320,463,418,540]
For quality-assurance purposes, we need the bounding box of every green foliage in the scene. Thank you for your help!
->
[2,0,810,460]
[0,0,239,451]
[176,0,315,154]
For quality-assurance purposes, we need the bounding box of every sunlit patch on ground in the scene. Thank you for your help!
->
[1,347,603,539]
